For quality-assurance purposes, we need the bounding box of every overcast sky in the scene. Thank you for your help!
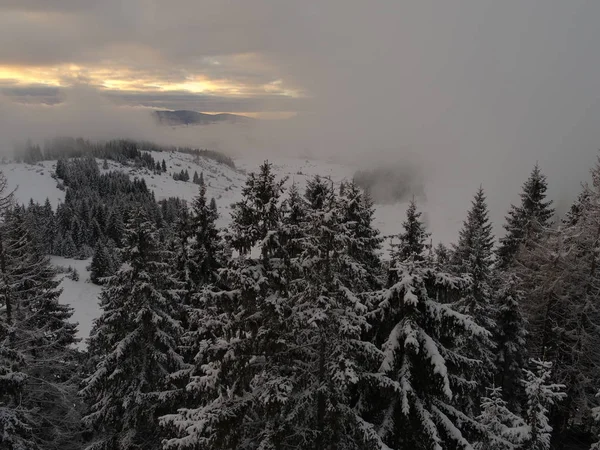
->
[2,0,600,223]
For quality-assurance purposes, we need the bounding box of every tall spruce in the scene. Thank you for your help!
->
[494,273,528,410]
[162,161,288,449]
[515,160,600,442]
[367,255,490,448]
[392,199,430,263]
[497,164,554,269]
[522,360,566,450]
[451,187,496,389]
[82,208,186,450]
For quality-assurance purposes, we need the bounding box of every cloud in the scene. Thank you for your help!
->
[1,0,600,240]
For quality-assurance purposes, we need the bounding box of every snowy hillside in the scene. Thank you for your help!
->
[1,150,467,347]
[3,150,465,245]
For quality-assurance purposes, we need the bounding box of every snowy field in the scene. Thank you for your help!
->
[1,151,469,347]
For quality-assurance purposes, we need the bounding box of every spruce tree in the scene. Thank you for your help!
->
[368,256,490,448]
[497,164,554,269]
[89,240,114,284]
[187,181,222,287]
[338,180,383,289]
[82,208,186,450]
[162,161,288,449]
[515,158,600,441]
[451,187,496,388]
[392,199,430,263]
[451,187,495,326]
[161,160,167,172]
[0,203,81,449]
[475,387,527,450]
[522,360,566,450]
[494,273,528,410]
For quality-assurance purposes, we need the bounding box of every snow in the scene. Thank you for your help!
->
[51,256,102,349]
[1,161,65,208]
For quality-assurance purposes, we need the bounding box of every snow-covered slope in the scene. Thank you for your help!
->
[51,257,101,349]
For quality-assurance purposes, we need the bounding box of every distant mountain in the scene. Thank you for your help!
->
[153,110,254,126]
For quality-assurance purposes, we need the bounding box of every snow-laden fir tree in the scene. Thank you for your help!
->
[187,180,222,288]
[391,198,430,263]
[450,187,496,389]
[515,160,600,440]
[496,164,554,269]
[2,205,82,450]
[522,360,566,450]
[162,161,289,450]
[367,254,491,449]
[264,177,384,449]
[89,239,115,284]
[82,208,186,450]
[494,273,528,410]
[338,180,383,290]
[475,387,528,450]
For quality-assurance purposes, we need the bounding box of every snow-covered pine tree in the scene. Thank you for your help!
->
[279,181,307,260]
[161,161,289,449]
[494,273,528,410]
[496,164,554,269]
[192,171,199,184]
[367,256,490,449]
[338,180,383,290]
[475,387,527,450]
[161,160,167,172]
[515,159,600,441]
[261,177,384,449]
[3,205,82,449]
[391,198,430,263]
[0,172,35,450]
[89,240,115,284]
[450,187,496,388]
[82,208,186,450]
[522,359,566,450]
[187,181,222,288]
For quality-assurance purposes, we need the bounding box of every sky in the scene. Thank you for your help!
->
[2,0,600,226]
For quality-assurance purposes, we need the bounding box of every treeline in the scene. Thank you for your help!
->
[5,157,600,449]
[13,137,235,170]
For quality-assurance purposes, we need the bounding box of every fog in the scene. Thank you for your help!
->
[2,1,600,235]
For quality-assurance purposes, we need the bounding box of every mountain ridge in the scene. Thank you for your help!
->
[153,109,254,126]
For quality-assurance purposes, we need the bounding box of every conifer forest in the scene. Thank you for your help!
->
[2,139,600,450]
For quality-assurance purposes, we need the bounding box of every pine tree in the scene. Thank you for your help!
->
[515,158,600,441]
[162,162,288,449]
[451,187,496,387]
[368,257,490,449]
[187,182,222,288]
[475,387,527,450]
[452,187,495,320]
[494,273,528,410]
[1,203,82,449]
[89,240,114,284]
[338,180,383,290]
[82,208,186,450]
[497,164,554,269]
[522,360,566,450]
[161,160,167,172]
[192,171,199,184]
[392,199,430,263]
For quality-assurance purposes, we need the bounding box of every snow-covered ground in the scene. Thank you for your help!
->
[2,150,468,347]
[51,256,101,349]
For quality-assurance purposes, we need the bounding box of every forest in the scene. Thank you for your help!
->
[2,150,600,450]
